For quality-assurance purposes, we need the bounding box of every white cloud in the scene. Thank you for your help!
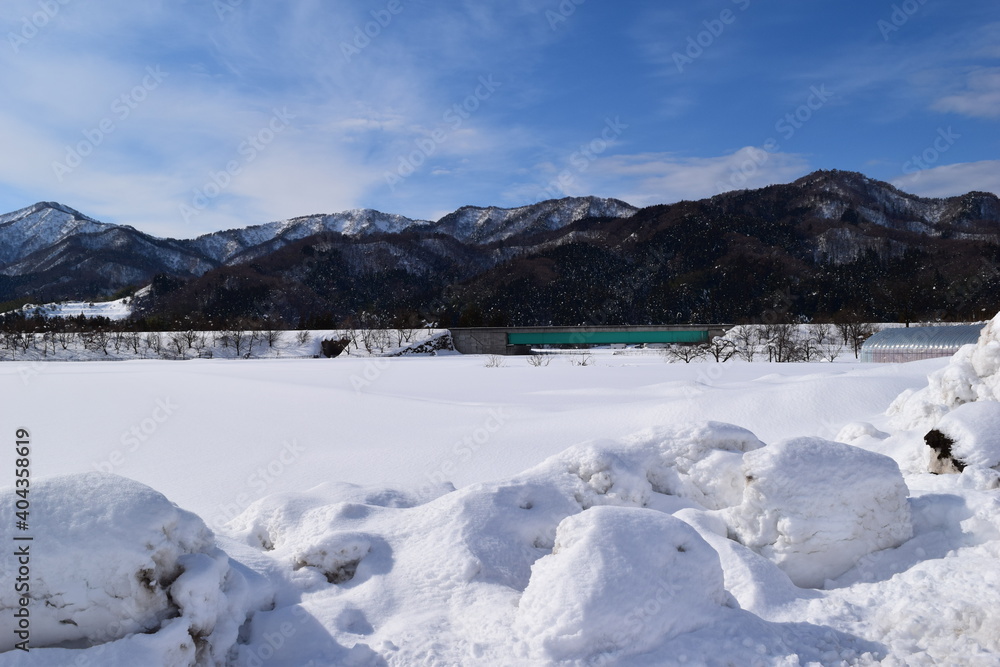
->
[932,67,1000,118]
[892,160,1000,198]
[571,147,813,207]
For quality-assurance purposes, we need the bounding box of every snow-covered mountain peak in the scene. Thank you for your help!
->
[0,201,118,266]
[430,196,638,244]
[0,201,102,226]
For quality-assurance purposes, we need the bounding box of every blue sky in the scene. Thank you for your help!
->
[0,0,997,238]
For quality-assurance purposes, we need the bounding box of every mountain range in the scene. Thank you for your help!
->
[2,170,999,326]
[0,196,635,304]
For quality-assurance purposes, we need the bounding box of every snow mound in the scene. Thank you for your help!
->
[725,437,912,588]
[935,401,1000,470]
[513,506,732,663]
[836,421,890,445]
[543,421,765,511]
[0,473,253,665]
[888,313,1000,430]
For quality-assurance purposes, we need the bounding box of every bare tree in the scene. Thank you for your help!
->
[220,320,260,358]
[801,323,834,362]
[806,323,834,347]
[112,327,127,353]
[570,351,595,366]
[143,332,162,356]
[664,344,707,363]
[484,354,505,368]
[823,339,844,362]
[835,319,881,359]
[357,312,392,354]
[44,331,63,357]
[0,332,17,360]
[17,332,34,354]
[848,322,880,359]
[729,325,760,362]
[182,329,201,349]
[706,337,737,362]
[296,330,312,346]
[798,334,821,362]
[168,331,187,357]
[261,318,285,348]
[55,331,75,351]
[762,324,801,363]
[125,330,141,355]
[391,311,421,347]
[81,329,111,355]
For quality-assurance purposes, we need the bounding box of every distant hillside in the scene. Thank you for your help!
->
[4,172,999,326]
[0,197,634,306]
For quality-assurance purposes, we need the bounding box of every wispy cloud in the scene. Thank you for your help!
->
[932,67,1000,118]
[575,148,812,207]
[892,160,1000,198]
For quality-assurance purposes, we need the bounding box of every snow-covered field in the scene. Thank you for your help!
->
[1,325,999,665]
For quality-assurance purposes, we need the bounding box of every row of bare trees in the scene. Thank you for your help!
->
[0,318,434,361]
[0,324,320,361]
[663,322,880,364]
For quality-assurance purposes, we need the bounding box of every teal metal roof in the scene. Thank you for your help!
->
[507,330,709,345]
[862,324,984,350]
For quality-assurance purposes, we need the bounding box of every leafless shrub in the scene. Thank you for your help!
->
[484,354,506,368]
[527,353,551,367]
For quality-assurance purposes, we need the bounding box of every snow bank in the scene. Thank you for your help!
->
[0,473,254,666]
[725,437,912,588]
[889,312,1000,431]
[514,506,733,663]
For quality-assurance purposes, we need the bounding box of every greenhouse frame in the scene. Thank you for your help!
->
[860,324,984,363]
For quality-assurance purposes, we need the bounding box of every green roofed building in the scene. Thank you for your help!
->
[450,325,729,356]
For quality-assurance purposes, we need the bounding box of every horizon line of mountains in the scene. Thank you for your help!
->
[2,169,999,327]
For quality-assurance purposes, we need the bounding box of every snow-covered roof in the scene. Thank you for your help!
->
[862,324,983,351]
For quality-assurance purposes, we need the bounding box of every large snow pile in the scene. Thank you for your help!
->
[0,474,257,666]
[889,312,1000,431]
[211,422,903,664]
[725,437,912,588]
[513,506,733,662]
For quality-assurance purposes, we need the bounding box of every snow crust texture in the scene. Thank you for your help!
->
[0,474,254,666]
[726,437,912,588]
[514,506,732,662]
